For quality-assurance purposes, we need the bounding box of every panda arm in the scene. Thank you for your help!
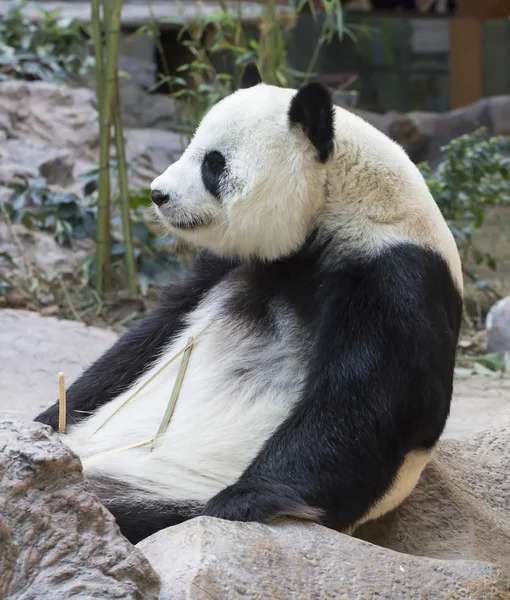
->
[203,245,461,529]
[34,254,235,430]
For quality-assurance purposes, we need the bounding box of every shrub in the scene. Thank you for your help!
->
[419,129,510,274]
[0,1,92,82]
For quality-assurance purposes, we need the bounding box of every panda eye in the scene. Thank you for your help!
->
[203,151,226,175]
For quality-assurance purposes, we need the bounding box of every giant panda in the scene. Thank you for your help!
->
[35,62,463,545]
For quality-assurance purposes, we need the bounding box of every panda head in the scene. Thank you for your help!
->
[150,63,335,261]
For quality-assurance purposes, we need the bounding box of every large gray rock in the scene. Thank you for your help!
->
[0,79,168,193]
[356,406,510,578]
[486,295,510,356]
[119,80,178,130]
[138,407,510,599]
[0,420,160,599]
[138,517,508,600]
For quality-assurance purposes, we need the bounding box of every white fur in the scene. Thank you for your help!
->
[64,283,309,501]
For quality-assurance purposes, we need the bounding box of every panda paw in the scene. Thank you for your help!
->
[202,479,323,524]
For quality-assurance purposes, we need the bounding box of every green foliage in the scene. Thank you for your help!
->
[4,173,185,295]
[0,1,93,82]
[5,175,95,246]
[419,129,510,273]
[142,0,347,139]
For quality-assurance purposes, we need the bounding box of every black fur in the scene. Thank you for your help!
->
[239,61,262,89]
[35,238,462,543]
[34,255,236,430]
[201,150,226,199]
[203,241,462,530]
[88,475,203,545]
[289,82,335,163]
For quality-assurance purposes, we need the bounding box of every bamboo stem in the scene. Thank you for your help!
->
[91,0,111,293]
[82,438,155,465]
[88,320,215,438]
[150,337,194,452]
[113,77,138,293]
[58,372,66,433]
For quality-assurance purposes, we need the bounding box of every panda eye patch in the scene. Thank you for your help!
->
[204,151,226,175]
[201,151,226,199]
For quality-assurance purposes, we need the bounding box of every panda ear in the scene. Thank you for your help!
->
[289,82,335,163]
[239,62,262,89]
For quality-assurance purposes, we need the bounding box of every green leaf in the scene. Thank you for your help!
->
[473,362,496,376]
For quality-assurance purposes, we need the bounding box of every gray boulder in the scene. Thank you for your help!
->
[0,420,160,599]
[138,517,508,600]
[486,295,510,356]
[119,80,178,130]
[138,406,510,599]
[0,79,170,194]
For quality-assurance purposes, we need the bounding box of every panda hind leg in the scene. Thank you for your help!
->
[87,474,204,544]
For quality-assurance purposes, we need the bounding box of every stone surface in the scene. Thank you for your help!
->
[127,128,185,174]
[356,406,510,578]
[138,516,509,600]
[0,223,92,282]
[139,407,510,598]
[0,309,117,421]
[0,420,160,599]
[119,80,179,130]
[486,295,510,355]
[0,79,167,194]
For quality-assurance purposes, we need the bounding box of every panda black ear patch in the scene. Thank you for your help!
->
[239,62,262,89]
[289,82,335,163]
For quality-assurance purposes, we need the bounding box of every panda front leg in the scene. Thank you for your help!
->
[202,282,456,532]
[202,372,431,531]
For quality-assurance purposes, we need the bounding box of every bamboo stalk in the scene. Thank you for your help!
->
[113,78,138,293]
[88,320,215,438]
[58,372,66,433]
[82,438,155,465]
[91,0,111,293]
[150,337,194,452]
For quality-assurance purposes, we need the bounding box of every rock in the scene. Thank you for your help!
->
[139,407,510,599]
[0,420,160,599]
[127,128,185,174]
[0,141,75,185]
[118,55,157,90]
[138,517,508,599]
[356,405,510,579]
[0,223,91,281]
[0,309,117,421]
[0,79,168,194]
[486,296,510,355]
[119,80,178,130]
[38,152,75,186]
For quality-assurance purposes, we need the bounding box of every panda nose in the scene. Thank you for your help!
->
[151,189,170,207]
